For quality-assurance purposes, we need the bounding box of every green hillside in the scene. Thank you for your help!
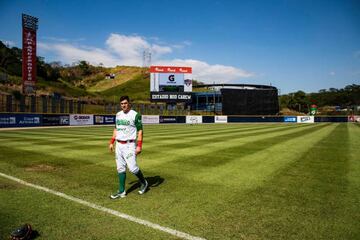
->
[0,40,149,102]
[101,73,150,102]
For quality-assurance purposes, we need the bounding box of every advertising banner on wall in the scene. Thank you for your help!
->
[297,116,314,123]
[348,115,360,122]
[70,114,94,126]
[42,114,69,126]
[22,14,38,94]
[0,114,41,128]
[186,116,202,124]
[142,115,160,124]
[94,115,115,125]
[284,116,297,123]
[214,115,228,123]
[159,116,186,124]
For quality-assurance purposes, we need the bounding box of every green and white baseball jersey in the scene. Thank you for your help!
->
[115,109,142,141]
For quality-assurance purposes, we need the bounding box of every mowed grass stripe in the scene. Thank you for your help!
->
[210,123,359,240]
[143,124,272,137]
[141,124,328,169]
[145,124,311,150]
[152,124,332,187]
[197,123,337,188]
[144,124,311,153]
[149,125,304,144]
[0,125,304,167]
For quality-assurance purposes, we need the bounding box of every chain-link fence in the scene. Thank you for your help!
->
[0,94,84,114]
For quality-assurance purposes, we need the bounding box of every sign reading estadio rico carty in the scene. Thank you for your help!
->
[22,14,38,94]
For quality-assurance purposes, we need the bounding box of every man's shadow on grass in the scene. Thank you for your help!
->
[127,175,164,194]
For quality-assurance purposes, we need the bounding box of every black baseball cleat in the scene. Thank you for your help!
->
[138,180,148,194]
[110,191,126,199]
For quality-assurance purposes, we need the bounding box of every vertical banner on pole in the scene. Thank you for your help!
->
[22,14,38,94]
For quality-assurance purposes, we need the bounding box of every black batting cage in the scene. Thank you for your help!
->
[190,84,279,115]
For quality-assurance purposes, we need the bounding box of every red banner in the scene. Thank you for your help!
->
[150,66,192,73]
[22,27,37,94]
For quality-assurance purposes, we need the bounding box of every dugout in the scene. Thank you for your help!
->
[190,84,279,115]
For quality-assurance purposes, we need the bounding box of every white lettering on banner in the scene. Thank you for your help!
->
[105,117,114,123]
[0,117,16,125]
[18,117,40,125]
[178,95,190,99]
[215,116,228,123]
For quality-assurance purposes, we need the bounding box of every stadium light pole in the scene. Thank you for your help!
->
[213,82,216,115]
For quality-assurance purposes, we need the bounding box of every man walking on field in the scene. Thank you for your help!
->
[109,95,148,199]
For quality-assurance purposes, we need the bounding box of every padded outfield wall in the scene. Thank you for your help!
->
[0,113,352,128]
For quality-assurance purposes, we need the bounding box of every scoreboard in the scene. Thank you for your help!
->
[150,66,192,102]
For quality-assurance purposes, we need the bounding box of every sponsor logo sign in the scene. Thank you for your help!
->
[95,116,104,124]
[104,116,115,123]
[186,116,202,124]
[0,114,42,128]
[297,116,314,123]
[284,116,297,122]
[159,116,178,124]
[214,115,228,123]
[348,115,360,122]
[158,73,184,86]
[60,116,69,125]
[94,115,115,125]
[42,114,69,126]
[0,116,16,125]
[142,115,160,124]
[70,114,94,126]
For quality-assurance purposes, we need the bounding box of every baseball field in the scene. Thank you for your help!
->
[0,123,359,240]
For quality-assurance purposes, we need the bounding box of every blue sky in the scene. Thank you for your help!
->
[0,0,359,94]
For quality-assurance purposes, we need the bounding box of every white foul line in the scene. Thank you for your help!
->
[0,172,206,240]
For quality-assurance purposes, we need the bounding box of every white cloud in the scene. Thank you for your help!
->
[39,42,121,66]
[154,59,254,84]
[1,39,16,47]
[38,33,254,83]
[105,34,150,65]
[329,71,336,76]
[41,36,86,42]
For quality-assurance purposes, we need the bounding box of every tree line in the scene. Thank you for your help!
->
[279,85,360,113]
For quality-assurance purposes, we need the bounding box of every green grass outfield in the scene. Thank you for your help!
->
[0,123,359,240]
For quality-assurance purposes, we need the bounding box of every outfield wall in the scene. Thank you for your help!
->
[0,113,352,128]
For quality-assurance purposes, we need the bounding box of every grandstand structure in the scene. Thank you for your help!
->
[190,84,279,115]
